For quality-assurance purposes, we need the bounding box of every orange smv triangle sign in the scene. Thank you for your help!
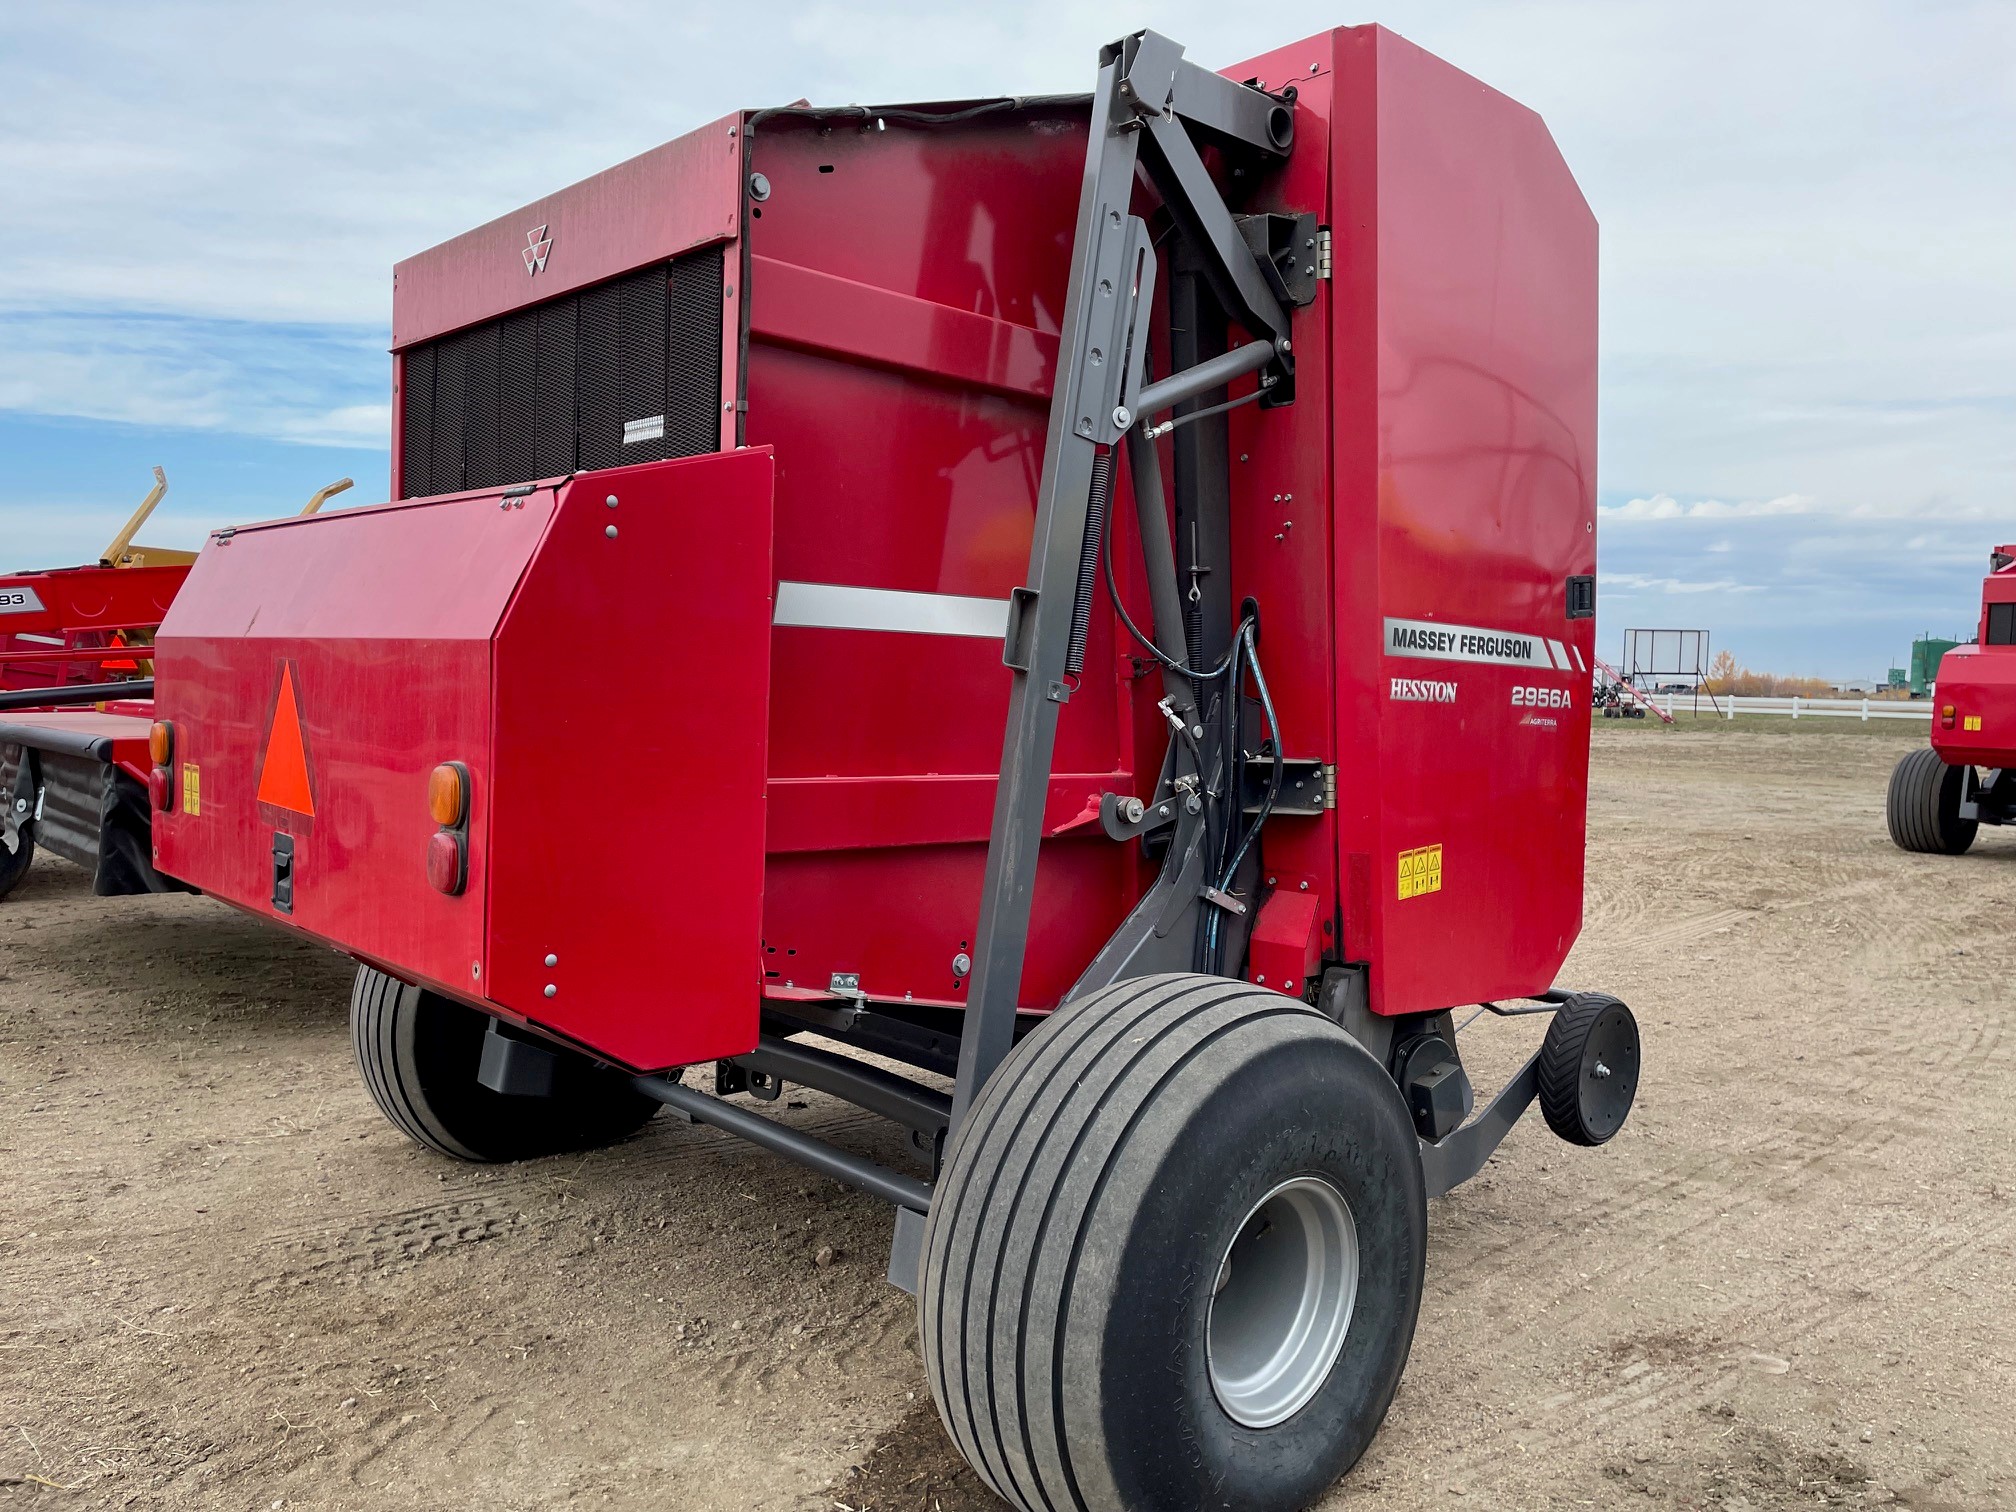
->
[257,664,316,816]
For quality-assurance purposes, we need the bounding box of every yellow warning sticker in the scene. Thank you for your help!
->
[1964,715,1984,732]
[1397,843,1443,900]
[181,762,201,816]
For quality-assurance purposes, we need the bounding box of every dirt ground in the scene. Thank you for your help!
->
[4,719,2013,1510]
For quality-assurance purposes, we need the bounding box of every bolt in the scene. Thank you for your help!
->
[1256,975,1267,985]
[1593,1061,1612,1079]
[544,984,557,999]
[605,494,619,508]
[498,500,510,511]
[544,953,558,968]
[1299,880,1309,891]
[1267,876,1277,886]
[1121,796,1145,823]
[1279,338,1292,353]
[748,172,771,201]
[951,952,972,977]
[1239,453,1249,462]
[605,525,619,539]
[1112,405,1132,430]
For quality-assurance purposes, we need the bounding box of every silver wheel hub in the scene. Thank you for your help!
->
[1206,1175,1359,1429]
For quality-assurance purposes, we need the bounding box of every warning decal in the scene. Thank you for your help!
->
[181,762,201,816]
[257,664,316,816]
[1397,843,1443,901]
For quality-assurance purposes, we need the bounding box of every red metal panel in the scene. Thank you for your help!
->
[1931,645,2016,767]
[0,564,188,692]
[152,489,558,996]
[392,117,741,349]
[1325,26,1599,1015]
[742,107,1143,1011]
[485,452,775,1070]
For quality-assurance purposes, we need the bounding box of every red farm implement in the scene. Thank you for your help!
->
[62,26,1639,1508]
[0,472,350,899]
[1886,544,2016,853]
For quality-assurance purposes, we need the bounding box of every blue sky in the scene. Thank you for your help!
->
[4,0,2012,678]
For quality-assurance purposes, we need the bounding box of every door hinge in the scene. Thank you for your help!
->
[1315,228,1332,280]
[1323,764,1337,809]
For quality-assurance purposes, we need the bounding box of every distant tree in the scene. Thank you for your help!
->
[1705,649,1739,693]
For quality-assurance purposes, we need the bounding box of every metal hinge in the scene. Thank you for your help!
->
[1323,764,1337,809]
[1315,228,1332,280]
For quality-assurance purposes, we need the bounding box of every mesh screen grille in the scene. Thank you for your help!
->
[1989,602,2015,647]
[399,247,724,497]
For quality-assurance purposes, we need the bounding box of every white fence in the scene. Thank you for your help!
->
[1654,693,1931,722]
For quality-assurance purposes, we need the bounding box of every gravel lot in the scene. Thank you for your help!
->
[4,720,2012,1509]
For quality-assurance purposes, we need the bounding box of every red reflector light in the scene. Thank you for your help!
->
[148,765,172,811]
[1941,705,1956,728]
[426,830,467,895]
[148,720,173,765]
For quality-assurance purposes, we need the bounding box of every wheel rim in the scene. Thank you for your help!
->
[1206,1175,1359,1429]
[1579,1007,1639,1140]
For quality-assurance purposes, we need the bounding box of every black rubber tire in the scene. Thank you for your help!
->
[1886,747,1977,855]
[1537,992,1639,1147]
[349,965,657,1162]
[919,973,1426,1512]
[0,826,32,901]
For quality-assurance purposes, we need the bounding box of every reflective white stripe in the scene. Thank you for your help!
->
[1570,645,1587,672]
[773,581,1009,640]
[1547,639,1571,671]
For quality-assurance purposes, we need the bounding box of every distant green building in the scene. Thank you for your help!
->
[1909,634,1962,698]
[1886,666,1907,690]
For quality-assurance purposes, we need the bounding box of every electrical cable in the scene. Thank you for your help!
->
[1100,498,1245,684]
[1144,384,1267,439]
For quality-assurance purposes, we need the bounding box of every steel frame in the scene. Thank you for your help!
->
[953,30,1294,1124]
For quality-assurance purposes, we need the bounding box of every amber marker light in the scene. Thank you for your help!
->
[148,720,174,765]
[428,762,469,826]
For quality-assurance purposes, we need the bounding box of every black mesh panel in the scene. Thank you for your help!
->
[394,248,723,497]
[668,248,724,457]
[533,299,578,479]
[574,275,626,472]
[429,328,468,495]
[400,344,435,499]
[497,309,538,486]
[619,267,670,463]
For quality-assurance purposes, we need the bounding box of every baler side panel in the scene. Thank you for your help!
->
[485,452,776,1070]
[1332,28,1600,1015]
[743,109,1145,1010]
[152,493,559,994]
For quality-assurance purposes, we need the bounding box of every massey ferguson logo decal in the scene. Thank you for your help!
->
[522,225,553,276]
[1391,677,1458,704]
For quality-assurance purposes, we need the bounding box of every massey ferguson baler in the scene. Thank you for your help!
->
[142,26,1638,1509]
[1887,544,2016,853]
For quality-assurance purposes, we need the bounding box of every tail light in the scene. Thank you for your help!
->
[148,720,174,810]
[1941,705,1956,729]
[426,762,471,895]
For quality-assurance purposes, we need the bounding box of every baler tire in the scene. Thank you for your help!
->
[349,966,657,1163]
[1886,747,1977,855]
[919,973,1426,1512]
[1537,992,1639,1147]
[0,827,32,900]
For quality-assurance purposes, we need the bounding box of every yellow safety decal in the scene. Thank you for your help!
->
[1964,715,1983,732]
[1397,843,1443,900]
[181,762,201,816]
